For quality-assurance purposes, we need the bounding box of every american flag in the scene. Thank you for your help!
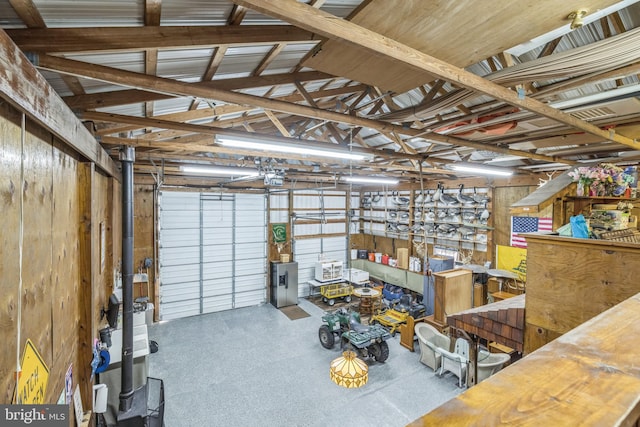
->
[510,216,553,248]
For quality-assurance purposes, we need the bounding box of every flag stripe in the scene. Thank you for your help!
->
[510,216,552,248]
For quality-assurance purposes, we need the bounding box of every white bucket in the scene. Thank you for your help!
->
[93,383,108,414]
[350,249,358,260]
[374,253,382,263]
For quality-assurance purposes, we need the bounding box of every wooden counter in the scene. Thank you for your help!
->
[408,292,640,426]
[524,234,640,354]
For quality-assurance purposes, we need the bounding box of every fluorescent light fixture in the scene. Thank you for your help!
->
[342,176,399,185]
[217,136,369,161]
[450,163,513,177]
[181,165,260,176]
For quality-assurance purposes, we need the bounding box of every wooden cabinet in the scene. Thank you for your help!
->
[433,269,472,323]
[524,234,640,354]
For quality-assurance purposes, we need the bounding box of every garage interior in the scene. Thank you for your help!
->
[2,0,640,426]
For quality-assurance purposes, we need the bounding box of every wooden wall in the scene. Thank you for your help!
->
[493,185,536,248]
[133,184,157,314]
[0,102,120,420]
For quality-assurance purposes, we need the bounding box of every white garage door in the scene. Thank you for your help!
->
[159,191,267,320]
[290,190,348,296]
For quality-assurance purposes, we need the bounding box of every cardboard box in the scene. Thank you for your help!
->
[396,248,409,269]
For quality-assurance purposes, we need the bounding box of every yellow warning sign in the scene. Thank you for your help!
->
[14,339,50,404]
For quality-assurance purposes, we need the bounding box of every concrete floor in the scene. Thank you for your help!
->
[148,298,464,427]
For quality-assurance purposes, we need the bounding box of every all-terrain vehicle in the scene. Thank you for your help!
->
[318,307,391,362]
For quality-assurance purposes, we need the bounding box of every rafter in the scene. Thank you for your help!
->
[63,70,334,110]
[7,25,318,53]
[36,54,572,163]
[235,0,639,152]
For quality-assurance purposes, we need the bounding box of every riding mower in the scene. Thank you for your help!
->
[318,307,391,362]
[369,294,425,336]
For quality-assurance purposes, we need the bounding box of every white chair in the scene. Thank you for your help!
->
[415,323,451,372]
[436,337,469,387]
[477,351,510,382]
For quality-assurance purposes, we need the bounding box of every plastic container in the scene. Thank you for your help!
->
[375,253,382,263]
[368,252,375,262]
[381,254,389,265]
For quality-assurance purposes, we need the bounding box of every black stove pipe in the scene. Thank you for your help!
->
[119,146,135,412]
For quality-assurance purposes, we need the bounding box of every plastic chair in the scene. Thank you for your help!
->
[436,337,469,387]
[415,323,451,372]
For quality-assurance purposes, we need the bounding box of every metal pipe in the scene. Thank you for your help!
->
[119,146,135,412]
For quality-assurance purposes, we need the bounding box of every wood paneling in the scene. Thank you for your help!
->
[134,184,156,300]
[524,234,640,354]
[77,161,94,410]
[302,0,622,93]
[0,102,119,414]
[20,119,53,399]
[0,103,21,403]
[493,186,535,248]
[51,138,80,406]
[409,293,640,426]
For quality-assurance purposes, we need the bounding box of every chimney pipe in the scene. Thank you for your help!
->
[119,146,135,412]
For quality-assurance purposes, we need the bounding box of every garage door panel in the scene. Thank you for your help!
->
[202,216,233,228]
[160,301,201,321]
[235,290,266,309]
[203,278,232,297]
[160,210,200,229]
[202,295,233,314]
[202,232,233,246]
[234,258,265,274]
[160,228,200,248]
[234,243,265,260]
[161,192,200,210]
[160,264,200,284]
[160,192,267,320]
[202,261,233,278]
[202,247,233,263]
[160,246,200,266]
[235,227,265,243]
[161,281,200,301]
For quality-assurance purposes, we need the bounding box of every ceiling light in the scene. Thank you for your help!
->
[217,136,369,161]
[180,165,260,176]
[342,176,399,185]
[329,350,368,388]
[450,163,513,177]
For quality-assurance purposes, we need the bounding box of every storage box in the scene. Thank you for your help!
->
[343,268,369,284]
[280,253,290,263]
[428,255,455,273]
[314,260,343,282]
[396,248,409,269]
[357,249,368,259]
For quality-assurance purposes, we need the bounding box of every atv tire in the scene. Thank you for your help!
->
[319,325,335,349]
[369,341,390,362]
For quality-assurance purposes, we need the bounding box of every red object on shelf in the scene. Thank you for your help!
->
[381,254,390,265]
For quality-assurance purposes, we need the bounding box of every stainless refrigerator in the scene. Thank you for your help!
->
[270,261,298,308]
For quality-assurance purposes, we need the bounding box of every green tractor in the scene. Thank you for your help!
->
[318,307,391,362]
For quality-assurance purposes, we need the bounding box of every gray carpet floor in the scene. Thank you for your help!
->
[148,298,463,427]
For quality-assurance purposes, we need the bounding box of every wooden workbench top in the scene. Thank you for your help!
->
[408,292,640,426]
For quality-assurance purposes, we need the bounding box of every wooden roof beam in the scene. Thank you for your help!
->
[35,54,568,164]
[235,0,640,152]
[7,25,318,53]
